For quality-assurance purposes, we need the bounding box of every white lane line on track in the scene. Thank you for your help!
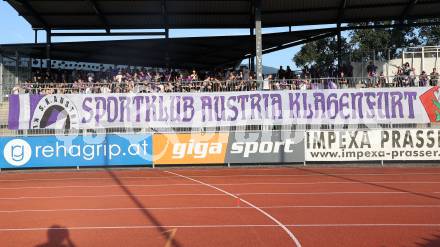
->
[1,172,440,183]
[0,193,226,200]
[165,171,303,247]
[1,181,440,190]
[1,191,439,201]
[0,184,198,190]
[0,176,176,182]
[291,224,440,227]
[1,205,440,214]
[238,192,438,195]
[262,205,440,209]
[176,172,440,178]
[0,224,439,232]
[179,167,440,172]
[0,206,251,213]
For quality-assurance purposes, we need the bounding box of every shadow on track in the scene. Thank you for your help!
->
[296,168,440,202]
[35,225,75,247]
[105,168,182,247]
[417,233,440,247]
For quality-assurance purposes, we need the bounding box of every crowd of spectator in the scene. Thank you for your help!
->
[360,62,440,88]
[15,67,259,94]
[10,61,440,95]
[291,61,440,89]
[391,62,439,87]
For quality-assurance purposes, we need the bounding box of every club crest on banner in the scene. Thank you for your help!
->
[31,95,80,129]
[420,86,440,122]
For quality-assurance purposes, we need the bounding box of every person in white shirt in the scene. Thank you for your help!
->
[87,72,94,83]
[11,85,21,95]
[263,75,272,90]
[115,71,123,83]
[299,80,308,90]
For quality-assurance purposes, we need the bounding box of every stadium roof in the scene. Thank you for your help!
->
[6,0,440,30]
[0,29,335,69]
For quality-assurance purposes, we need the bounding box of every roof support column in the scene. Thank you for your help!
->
[162,0,169,39]
[249,0,255,73]
[46,29,51,72]
[34,30,38,44]
[0,52,3,101]
[337,23,342,69]
[337,0,346,70]
[15,50,19,85]
[249,27,255,72]
[162,0,169,67]
[254,0,263,89]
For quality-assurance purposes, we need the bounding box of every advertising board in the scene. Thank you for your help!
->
[0,134,153,168]
[153,133,229,165]
[306,129,440,161]
[225,131,305,163]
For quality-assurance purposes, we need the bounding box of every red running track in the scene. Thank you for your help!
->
[0,166,440,247]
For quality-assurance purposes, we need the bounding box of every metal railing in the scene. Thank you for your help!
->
[1,123,437,137]
[5,75,439,95]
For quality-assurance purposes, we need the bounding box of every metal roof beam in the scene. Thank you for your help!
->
[263,32,338,54]
[161,0,169,38]
[7,0,48,28]
[337,0,347,23]
[18,2,434,18]
[401,0,419,22]
[27,0,248,2]
[341,20,440,31]
[243,31,337,58]
[86,0,110,33]
[9,0,439,31]
[51,32,166,37]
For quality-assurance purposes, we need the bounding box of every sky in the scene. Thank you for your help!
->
[0,1,335,70]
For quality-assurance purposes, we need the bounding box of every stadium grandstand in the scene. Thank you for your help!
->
[1,1,440,247]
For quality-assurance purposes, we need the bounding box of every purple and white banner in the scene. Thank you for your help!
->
[8,87,440,130]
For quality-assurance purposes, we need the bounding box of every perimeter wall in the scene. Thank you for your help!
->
[1,86,440,169]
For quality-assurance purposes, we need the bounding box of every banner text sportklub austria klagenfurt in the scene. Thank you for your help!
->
[8,87,440,130]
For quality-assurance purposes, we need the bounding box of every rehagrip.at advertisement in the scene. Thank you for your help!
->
[0,134,153,168]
